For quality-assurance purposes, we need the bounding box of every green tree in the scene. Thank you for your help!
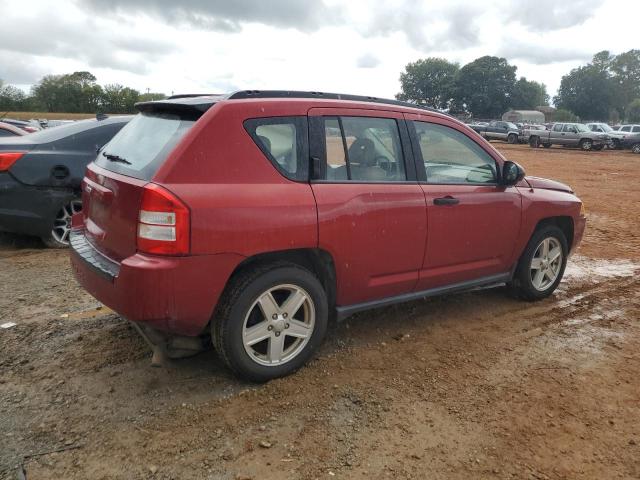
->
[628,99,640,122]
[0,81,27,111]
[554,109,579,122]
[396,57,459,109]
[138,92,167,102]
[610,50,640,119]
[454,56,517,118]
[101,84,140,113]
[554,64,612,120]
[511,78,549,109]
[32,71,103,113]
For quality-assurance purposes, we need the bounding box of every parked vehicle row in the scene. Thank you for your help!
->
[586,123,635,150]
[527,122,610,151]
[0,121,27,137]
[467,118,640,154]
[469,120,521,144]
[63,91,586,381]
[0,118,41,133]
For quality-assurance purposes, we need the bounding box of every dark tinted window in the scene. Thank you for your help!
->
[95,112,195,180]
[0,129,16,137]
[244,116,308,181]
[633,126,640,133]
[413,121,496,184]
[321,116,406,182]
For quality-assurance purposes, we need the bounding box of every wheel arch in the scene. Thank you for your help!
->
[224,248,337,316]
[533,216,574,252]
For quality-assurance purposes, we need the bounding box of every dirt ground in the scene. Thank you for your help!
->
[1,144,639,480]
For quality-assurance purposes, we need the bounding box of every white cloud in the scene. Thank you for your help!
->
[0,0,638,99]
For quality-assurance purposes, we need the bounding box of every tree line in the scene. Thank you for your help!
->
[397,50,640,122]
[0,71,165,114]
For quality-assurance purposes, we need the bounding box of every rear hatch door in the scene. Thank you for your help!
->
[83,105,206,261]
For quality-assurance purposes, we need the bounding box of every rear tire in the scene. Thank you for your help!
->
[509,225,568,301]
[212,263,328,382]
[632,143,640,154]
[507,133,518,144]
[41,199,82,248]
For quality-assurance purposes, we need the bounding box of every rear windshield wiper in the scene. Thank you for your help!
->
[102,151,131,165]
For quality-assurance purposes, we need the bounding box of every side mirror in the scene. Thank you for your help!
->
[502,161,525,186]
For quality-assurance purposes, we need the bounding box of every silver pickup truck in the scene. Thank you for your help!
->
[528,123,611,151]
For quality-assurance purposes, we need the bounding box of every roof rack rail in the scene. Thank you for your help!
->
[227,90,440,114]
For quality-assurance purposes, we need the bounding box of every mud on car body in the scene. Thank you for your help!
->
[70,91,586,381]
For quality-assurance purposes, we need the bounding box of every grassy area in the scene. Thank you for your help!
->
[1,112,102,121]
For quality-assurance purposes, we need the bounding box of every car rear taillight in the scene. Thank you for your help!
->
[137,183,190,255]
[0,152,25,171]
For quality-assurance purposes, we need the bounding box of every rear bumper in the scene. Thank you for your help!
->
[69,229,244,336]
[0,173,75,237]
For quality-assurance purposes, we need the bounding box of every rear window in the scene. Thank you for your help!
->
[95,111,196,180]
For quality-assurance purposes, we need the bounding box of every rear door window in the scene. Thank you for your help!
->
[633,126,640,133]
[320,116,407,182]
[244,116,308,181]
[95,112,196,180]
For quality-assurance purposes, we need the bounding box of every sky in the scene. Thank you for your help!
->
[1,0,638,101]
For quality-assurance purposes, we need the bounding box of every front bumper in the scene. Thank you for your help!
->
[572,214,587,253]
[69,229,244,336]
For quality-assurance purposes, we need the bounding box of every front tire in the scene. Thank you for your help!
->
[212,263,328,382]
[509,225,568,301]
[41,199,82,248]
[632,143,640,154]
[507,133,518,144]
[580,139,593,151]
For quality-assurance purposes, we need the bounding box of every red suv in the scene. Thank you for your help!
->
[70,91,586,381]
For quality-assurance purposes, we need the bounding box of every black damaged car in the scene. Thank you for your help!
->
[0,115,131,247]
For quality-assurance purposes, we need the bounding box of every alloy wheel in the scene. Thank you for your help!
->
[52,200,82,245]
[530,237,563,291]
[242,284,315,366]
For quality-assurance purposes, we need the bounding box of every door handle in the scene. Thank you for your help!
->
[433,196,459,206]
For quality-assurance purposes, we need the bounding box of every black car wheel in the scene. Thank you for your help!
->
[212,263,328,382]
[632,143,640,154]
[507,133,518,144]
[42,199,82,248]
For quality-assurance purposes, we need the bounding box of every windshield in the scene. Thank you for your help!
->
[95,111,196,180]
